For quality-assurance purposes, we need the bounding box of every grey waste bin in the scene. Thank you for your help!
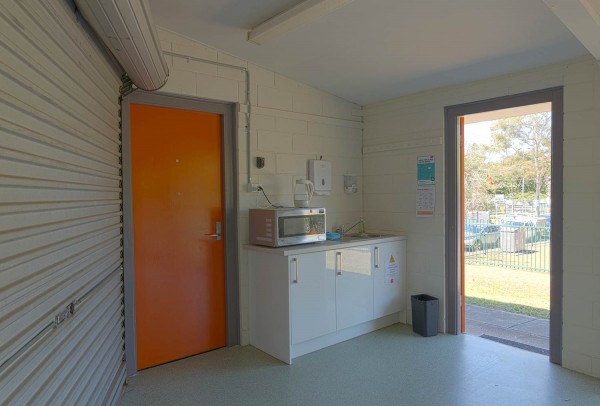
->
[411,294,439,337]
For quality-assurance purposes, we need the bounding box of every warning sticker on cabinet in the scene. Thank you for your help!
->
[385,255,399,284]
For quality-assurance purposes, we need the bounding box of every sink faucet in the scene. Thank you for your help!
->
[336,217,365,236]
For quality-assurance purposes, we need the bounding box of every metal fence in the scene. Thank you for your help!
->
[464,221,550,272]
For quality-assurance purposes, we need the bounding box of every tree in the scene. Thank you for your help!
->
[489,112,551,216]
[464,143,493,213]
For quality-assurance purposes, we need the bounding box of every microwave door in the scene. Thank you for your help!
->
[279,216,308,238]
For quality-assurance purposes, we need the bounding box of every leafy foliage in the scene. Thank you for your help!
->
[464,112,551,215]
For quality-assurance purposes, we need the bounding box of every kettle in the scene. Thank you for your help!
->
[294,179,314,208]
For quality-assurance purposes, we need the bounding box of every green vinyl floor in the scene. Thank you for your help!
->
[121,323,599,406]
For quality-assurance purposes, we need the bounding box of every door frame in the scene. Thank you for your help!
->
[121,91,240,376]
[444,87,564,365]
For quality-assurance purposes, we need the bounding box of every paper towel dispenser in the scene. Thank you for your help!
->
[308,160,331,195]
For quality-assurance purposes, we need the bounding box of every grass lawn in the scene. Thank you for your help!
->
[465,264,550,319]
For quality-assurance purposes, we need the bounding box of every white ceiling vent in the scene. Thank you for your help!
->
[75,0,168,90]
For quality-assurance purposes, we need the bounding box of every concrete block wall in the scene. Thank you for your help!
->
[363,57,600,378]
[156,28,363,345]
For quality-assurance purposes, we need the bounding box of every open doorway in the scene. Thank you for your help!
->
[444,88,563,365]
[462,104,552,355]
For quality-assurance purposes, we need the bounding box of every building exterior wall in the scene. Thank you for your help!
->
[363,58,600,377]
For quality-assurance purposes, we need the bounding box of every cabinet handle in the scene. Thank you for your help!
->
[374,246,379,269]
[292,258,299,283]
[337,252,342,275]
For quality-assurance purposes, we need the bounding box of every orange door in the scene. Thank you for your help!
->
[130,103,226,370]
[460,116,466,333]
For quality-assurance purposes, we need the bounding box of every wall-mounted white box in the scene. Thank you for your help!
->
[309,160,332,195]
[344,174,357,194]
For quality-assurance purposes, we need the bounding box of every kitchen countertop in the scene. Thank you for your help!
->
[244,234,406,256]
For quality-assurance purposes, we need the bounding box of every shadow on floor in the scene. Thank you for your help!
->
[465,303,549,355]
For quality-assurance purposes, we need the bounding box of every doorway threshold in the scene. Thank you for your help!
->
[465,304,549,356]
[479,334,549,356]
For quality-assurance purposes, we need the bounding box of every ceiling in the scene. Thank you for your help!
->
[148,0,590,105]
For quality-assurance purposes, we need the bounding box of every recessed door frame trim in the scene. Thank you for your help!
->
[444,87,563,365]
[122,91,240,376]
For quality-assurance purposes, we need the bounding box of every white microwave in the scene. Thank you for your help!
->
[249,207,326,247]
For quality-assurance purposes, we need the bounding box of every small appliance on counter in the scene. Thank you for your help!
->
[249,207,326,247]
[293,179,314,208]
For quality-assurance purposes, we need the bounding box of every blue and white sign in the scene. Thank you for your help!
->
[417,155,435,185]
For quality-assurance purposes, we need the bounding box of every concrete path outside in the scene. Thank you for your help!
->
[465,304,549,354]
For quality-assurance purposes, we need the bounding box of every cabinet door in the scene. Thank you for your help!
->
[373,241,406,318]
[329,246,373,330]
[290,252,336,344]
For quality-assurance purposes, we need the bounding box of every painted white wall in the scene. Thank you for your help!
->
[363,57,600,378]
[155,27,600,379]
[156,28,364,345]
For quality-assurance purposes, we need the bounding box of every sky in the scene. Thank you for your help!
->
[465,121,493,148]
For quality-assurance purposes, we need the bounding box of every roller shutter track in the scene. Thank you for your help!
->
[0,1,125,404]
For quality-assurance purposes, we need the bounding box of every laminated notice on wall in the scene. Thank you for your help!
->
[385,255,399,284]
[416,186,435,217]
[417,155,435,217]
[417,155,435,186]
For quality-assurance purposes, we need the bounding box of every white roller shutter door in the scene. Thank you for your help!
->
[0,0,125,404]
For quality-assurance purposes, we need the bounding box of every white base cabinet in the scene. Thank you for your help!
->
[373,241,406,318]
[248,238,406,364]
[290,252,336,345]
[328,246,374,330]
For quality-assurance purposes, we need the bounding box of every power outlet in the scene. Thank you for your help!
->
[247,183,262,193]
